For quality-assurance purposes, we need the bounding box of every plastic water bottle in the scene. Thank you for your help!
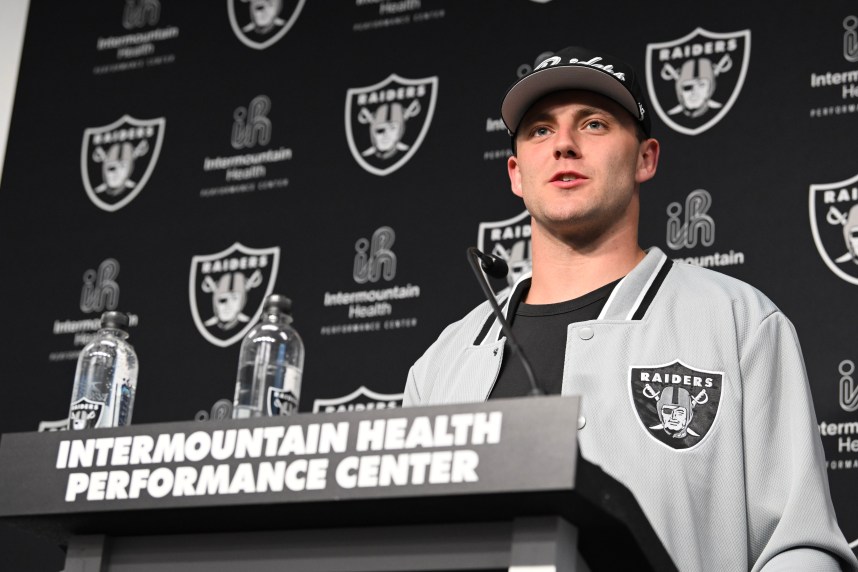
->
[232,295,304,418]
[69,311,138,430]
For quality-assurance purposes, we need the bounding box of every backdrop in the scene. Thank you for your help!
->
[1,0,856,568]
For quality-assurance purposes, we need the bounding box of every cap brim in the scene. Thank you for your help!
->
[501,65,640,134]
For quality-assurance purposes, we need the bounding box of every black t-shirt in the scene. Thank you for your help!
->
[489,279,620,399]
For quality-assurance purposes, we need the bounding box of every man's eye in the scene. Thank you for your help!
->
[532,126,551,137]
[585,120,605,130]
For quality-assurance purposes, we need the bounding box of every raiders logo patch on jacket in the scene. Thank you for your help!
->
[630,360,723,450]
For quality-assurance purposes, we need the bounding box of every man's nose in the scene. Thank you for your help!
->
[553,129,580,159]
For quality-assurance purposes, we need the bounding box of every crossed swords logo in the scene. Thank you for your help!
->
[200,270,263,329]
[357,99,421,158]
[91,140,150,195]
[825,204,858,263]
[642,384,709,437]
[660,54,732,116]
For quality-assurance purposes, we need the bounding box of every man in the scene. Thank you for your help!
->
[404,46,858,571]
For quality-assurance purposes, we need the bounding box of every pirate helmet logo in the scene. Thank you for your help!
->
[345,74,438,176]
[227,0,305,50]
[630,359,723,450]
[810,171,858,285]
[81,115,165,212]
[189,242,281,347]
[645,28,750,135]
[477,210,533,289]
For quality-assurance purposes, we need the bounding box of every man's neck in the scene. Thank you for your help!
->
[525,222,645,304]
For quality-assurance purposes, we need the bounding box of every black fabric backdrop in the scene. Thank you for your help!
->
[1,0,856,568]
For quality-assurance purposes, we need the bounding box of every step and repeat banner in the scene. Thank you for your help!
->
[0,0,856,566]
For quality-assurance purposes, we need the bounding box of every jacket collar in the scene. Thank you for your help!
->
[477,247,672,345]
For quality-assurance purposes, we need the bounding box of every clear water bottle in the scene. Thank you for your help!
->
[232,294,304,418]
[69,311,138,430]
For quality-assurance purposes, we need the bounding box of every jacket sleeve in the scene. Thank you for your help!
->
[741,311,857,571]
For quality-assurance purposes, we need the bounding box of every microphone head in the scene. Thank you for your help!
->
[482,255,509,279]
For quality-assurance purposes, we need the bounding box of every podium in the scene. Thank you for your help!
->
[0,396,676,571]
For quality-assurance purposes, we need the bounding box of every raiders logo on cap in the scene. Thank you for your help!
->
[629,359,723,450]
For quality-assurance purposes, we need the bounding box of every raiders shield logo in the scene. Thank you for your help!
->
[69,398,106,430]
[312,385,403,413]
[81,115,165,212]
[629,360,723,450]
[189,242,280,347]
[477,210,532,289]
[268,386,298,416]
[645,28,750,135]
[345,74,438,176]
[227,0,305,50]
[810,171,858,286]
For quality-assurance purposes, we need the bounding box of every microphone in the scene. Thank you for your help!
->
[471,248,509,279]
[466,247,543,396]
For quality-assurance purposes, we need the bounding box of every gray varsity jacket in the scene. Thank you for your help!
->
[404,247,858,572]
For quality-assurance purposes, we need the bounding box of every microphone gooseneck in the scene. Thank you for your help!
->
[466,247,543,396]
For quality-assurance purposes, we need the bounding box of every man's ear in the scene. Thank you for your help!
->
[508,154,523,197]
[635,138,660,184]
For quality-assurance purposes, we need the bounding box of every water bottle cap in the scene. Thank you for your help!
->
[101,311,129,329]
[264,294,293,315]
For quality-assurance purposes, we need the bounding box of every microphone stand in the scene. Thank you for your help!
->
[466,247,543,396]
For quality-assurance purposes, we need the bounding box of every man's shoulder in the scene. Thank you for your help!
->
[664,257,780,315]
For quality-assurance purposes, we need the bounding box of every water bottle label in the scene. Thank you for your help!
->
[267,387,299,416]
[70,398,105,430]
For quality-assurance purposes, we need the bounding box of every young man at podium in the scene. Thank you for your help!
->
[403,46,858,571]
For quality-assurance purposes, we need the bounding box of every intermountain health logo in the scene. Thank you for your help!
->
[345,74,438,176]
[92,0,178,75]
[353,226,396,284]
[320,226,421,336]
[232,95,271,149]
[81,115,165,212]
[189,242,280,347]
[666,189,715,250]
[630,360,723,450]
[80,258,120,314]
[477,210,532,288]
[839,360,858,413]
[665,189,745,269]
[49,260,138,364]
[807,16,858,119]
[227,0,305,50]
[200,94,292,198]
[810,171,858,285]
[646,28,751,135]
[845,15,858,63]
[123,0,160,30]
